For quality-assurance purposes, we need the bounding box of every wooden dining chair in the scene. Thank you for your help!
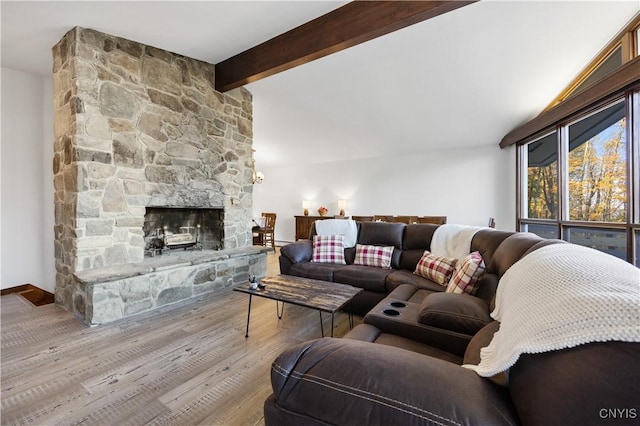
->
[254,212,276,249]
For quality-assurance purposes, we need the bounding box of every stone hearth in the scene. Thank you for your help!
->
[52,27,263,324]
[76,247,269,325]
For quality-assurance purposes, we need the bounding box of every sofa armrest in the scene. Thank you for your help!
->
[268,338,519,426]
[280,240,313,264]
[418,292,492,335]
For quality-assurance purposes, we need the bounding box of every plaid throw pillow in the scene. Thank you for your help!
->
[354,244,394,269]
[446,251,485,295]
[312,235,346,264]
[414,251,458,286]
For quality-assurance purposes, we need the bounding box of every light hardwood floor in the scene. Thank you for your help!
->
[1,248,359,425]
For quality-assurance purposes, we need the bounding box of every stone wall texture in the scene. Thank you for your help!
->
[52,27,255,319]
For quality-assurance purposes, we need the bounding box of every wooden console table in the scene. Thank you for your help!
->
[295,215,333,240]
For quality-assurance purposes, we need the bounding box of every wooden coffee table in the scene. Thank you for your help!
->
[233,275,362,338]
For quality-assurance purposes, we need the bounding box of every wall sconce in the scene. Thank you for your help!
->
[338,199,347,216]
[251,149,264,184]
[302,200,310,216]
[253,171,264,184]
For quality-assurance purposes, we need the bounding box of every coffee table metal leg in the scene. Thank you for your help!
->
[276,301,285,319]
[319,311,324,337]
[244,294,252,338]
[348,301,356,329]
[331,312,335,337]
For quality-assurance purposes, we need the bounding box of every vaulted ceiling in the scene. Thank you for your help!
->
[2,1,638,168]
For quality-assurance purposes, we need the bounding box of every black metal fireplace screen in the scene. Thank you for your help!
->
[143,207,224,256]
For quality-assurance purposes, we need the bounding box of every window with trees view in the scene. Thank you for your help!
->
[527,132,558,219]
[567,101,626,222]
[519,95,638,264]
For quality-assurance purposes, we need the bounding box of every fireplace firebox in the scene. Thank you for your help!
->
[144,207,224,256]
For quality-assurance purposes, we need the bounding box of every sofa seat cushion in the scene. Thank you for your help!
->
[418,292,492,335]
[289,262,345,282]
[333,265,392,293]
[386,270,445,293]
[345,324,463,364]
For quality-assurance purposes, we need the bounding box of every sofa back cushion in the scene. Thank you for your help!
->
[400,224,440,270]
[357,222,405,269]
[474,273,499,306]
[470,229,514,276]
[491,232,544,277]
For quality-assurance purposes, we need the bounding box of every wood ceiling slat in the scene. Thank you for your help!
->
[215,1,476,92]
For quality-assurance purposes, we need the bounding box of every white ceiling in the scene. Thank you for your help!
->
[2,1,638,168]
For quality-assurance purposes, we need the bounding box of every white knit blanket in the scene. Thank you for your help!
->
[315,219,358,248]
[430,224,481,259]
[464,243,640,378]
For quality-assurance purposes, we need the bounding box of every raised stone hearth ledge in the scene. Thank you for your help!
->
[74,247,269,325]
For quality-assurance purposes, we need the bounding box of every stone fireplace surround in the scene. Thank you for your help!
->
[52,27,267,325]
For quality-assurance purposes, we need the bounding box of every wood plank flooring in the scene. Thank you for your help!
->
[1,248,360,425]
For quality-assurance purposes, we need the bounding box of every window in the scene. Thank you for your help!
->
[565,226,627,260]
[545,14,639,110]
[635,229,640,266]
[518,95,638,263]
[521,223,557,240]
[569,47,623,99]
[525,132,558,219]
[567,101,627,222]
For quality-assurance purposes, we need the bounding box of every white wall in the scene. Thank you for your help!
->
[1,67,55,292]
[0,66,517,289]
[253,144,516,244]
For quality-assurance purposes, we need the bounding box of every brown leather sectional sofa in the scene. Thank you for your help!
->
[267,222,640,425]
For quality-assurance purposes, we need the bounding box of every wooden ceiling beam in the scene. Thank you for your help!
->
[215,1,477,92]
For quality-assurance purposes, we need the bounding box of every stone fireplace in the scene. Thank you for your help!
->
[52,27,267,325]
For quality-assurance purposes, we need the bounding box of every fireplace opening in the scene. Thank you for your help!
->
[143,207,224,256]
